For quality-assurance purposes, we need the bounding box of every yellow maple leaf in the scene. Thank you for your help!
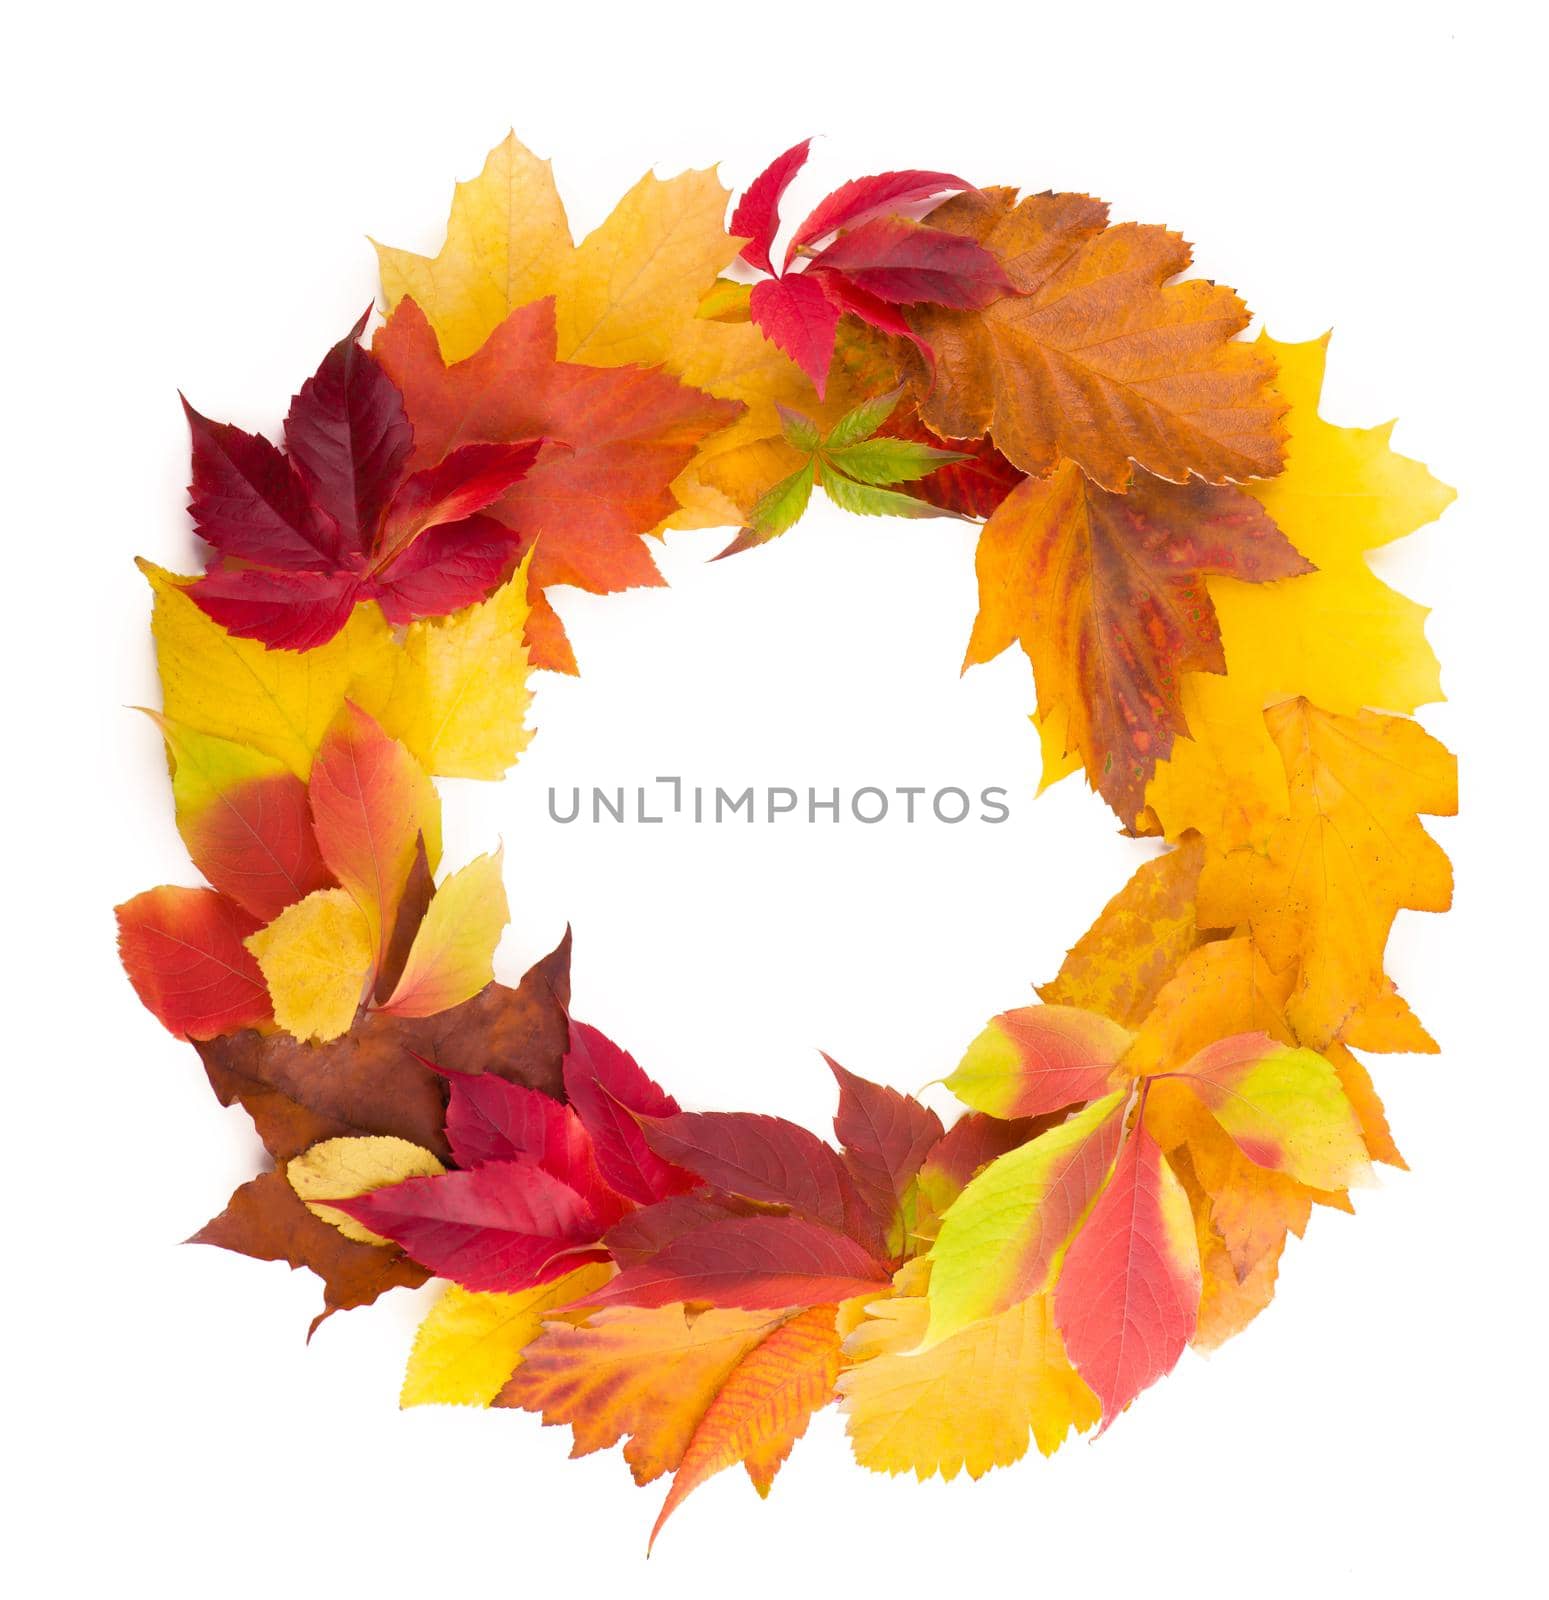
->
[245,887,373,1042]
[140,560,394,778]
[286,1135,446,1245]
[375,133,571,365]
[348,561,533,781]
[838,1271,1099,1480]
[1144,334,1454,846]
[400,1265,614,1409]
[374,135,875,529]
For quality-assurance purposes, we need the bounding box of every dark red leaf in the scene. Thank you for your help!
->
[369,513,520,624]
[183,399,343,570]
[439,1064,625,1224]
[602,1195,752,1266]
[883,405,1023,518]
[638,1108,877,1246]
[808,217,1015,307]
[810,270,935,362]
[283,309,412,548]
[824,1055,943,1227]
[373,439,543,562]
[186,566,361,652]
[730,139,811,275]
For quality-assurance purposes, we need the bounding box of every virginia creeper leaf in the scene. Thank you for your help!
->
[925,1092,1128,1345]
[946,1004,1134,1118]
[1053,1123,1202,1425]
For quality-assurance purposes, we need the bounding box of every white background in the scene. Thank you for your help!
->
[6,2,1543,1593]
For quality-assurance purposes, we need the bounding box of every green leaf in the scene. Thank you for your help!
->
[824,437,969,487]
[715,461,817,556]
[824,385,905,450]
[822,473,945,520]
[777,405,822,453]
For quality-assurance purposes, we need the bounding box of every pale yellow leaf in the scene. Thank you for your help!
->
[286,1135,447,1245]
[245,887,374,1042]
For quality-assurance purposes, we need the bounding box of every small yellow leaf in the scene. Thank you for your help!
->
[245,887,374,1042]
[286,1136,447,1245]
[379,849,509,1019]
[401,1264,614,1408]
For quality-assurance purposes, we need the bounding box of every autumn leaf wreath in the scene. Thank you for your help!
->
[118,136,1455,1546]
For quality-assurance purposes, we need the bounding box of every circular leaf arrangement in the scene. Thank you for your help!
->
[118,136,1456,1547]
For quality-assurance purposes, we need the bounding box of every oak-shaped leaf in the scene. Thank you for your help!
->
[910,187,1288,489]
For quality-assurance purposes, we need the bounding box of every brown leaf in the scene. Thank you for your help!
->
[195,929,575,1164]
[189,1170,429,1338]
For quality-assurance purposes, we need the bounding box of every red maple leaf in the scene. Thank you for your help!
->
[372,296,743,673]
[181,311,542,650]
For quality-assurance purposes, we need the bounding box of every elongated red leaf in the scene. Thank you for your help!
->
[749,274,841,397]
[117,886,272,1040]
[283,308,411,547]
[573,1215,891,1310]
[786,169,972,264]
[325,1159,608,1293]
[808,217,1015,307]
[1053,1125,1202,1426]
[638,1109,874,1243]
[563,1022,697,1205]
[730,139,811,275]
